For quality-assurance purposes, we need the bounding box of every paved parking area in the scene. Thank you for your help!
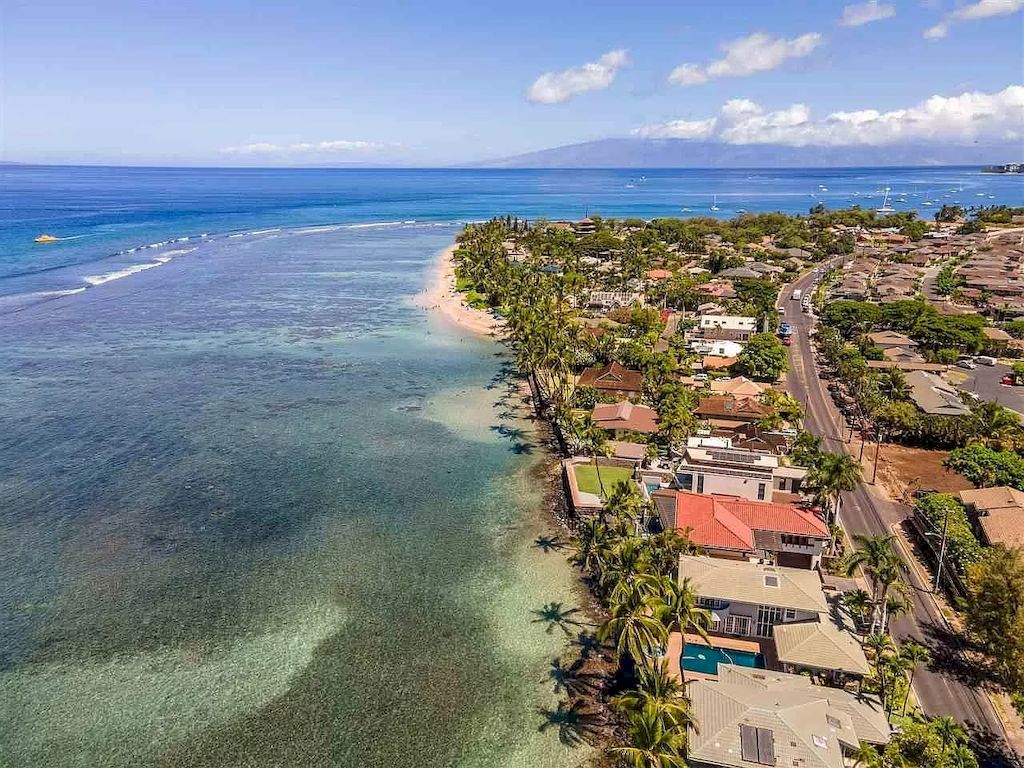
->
[952,361,1024,415]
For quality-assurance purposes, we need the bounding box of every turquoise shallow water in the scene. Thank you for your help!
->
[0,222,589,767]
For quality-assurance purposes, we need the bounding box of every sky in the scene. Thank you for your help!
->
[2,0,1022,166]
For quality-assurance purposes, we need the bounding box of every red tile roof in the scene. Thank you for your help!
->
[695,395,771,420]
[592,401,659,433]
[577,361,644,393]
[655,490,828,551]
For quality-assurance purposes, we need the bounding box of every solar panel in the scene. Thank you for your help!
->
[740,726,759,763]
[709,450,761,465]
[758,728,777,765]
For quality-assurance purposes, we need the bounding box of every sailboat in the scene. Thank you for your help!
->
[876,187,896,214]
[710,195,719,212]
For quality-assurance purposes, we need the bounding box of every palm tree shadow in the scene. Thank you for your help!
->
[548,657,599,697]
[537,699,605,747]
[534,535,567,553]
[532,602,585,635]
[572,631,604,660]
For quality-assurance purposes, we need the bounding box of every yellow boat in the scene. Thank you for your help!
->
[34,234,59,243]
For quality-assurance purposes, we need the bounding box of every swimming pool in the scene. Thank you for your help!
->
[681,644,764,675]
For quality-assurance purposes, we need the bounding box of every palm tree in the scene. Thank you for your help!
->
[850,742,882,768]
[877,369,910,401]
[842,589,873,637]
[599,592,668,662]
[807,451,862,527]
[899,641,931,716]
[579,414,611,498]
[843,534,908,634]
[655,576,713,646]
[614,660,695,731]
[864,633,896,711]
[572,517,612,577]
[610,702,688,768]
[931,715,968,753]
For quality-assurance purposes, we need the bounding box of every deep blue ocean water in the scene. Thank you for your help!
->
[0,165,1020,768]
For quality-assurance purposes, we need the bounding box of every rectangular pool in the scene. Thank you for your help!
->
[681,644,764,675]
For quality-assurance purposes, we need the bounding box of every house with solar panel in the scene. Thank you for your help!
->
[686,665,890,768]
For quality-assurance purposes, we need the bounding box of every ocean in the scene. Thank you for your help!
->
[0,165,1020,768]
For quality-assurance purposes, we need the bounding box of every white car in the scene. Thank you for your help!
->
[693,373,709,382]
[957,358,976,370]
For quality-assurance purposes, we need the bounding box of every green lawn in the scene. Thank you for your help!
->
[574,464,635,497]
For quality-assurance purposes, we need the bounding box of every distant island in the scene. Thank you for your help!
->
[982,163,1023,174]
[467,137,1023,169]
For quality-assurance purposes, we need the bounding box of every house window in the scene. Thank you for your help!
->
[756,605,783,637]
[725,615,752,636]
[697,475,705,493]
[677,473,694,491]
[757,483,766,501]
[781,535,811,547]
[784,608,797,621]
[698,597,727,610]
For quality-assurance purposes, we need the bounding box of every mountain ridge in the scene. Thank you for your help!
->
[465,138,1022,169]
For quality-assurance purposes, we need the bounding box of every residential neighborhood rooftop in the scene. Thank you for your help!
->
[677,556,829,614]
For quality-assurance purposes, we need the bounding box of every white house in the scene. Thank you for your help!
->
[690,339,745,358]
[673,444,807,503]
[698,315,758,340]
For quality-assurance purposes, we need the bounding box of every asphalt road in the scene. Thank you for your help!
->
[780,268,1019,767]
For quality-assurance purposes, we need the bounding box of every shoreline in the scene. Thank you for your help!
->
[414,243,503,338]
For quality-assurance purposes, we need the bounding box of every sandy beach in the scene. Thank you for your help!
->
[414,243,503,337]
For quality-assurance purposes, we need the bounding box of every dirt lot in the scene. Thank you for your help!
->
[860,442,974,502]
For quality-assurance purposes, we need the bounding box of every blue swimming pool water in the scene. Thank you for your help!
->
[682,644,765,675]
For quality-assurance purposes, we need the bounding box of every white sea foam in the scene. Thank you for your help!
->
[247,228,281,235]
[36,288,88,298]
[293,225,344,234]
[83,262,162,286]
[227,233,246,238]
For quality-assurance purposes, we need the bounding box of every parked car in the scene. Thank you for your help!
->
[693,373,709,382]
[1003,375,1015,386]
[976,356,998,366]
[957,358,976,370]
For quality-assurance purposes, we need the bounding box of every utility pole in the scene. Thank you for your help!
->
[934,505,951,595]
[870,429,882,484]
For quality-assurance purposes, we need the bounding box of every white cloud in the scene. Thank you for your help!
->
[527,49,629,104]
[633,117,717,139]
[222,140,388,154]
[839,0,896,26]
[925,0,1024,38]
[669,31,824,86]
[632,84,1024,146]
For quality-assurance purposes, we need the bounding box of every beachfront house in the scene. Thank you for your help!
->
[656,491,828,568]
[591,401,659,438]
[678,556,826,636]
[576,361,644,400]
[668,443,807,502]
[686,666,890,768]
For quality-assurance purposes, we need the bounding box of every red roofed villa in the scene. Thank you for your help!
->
[592,401,659,437]
[652,490,829,569]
